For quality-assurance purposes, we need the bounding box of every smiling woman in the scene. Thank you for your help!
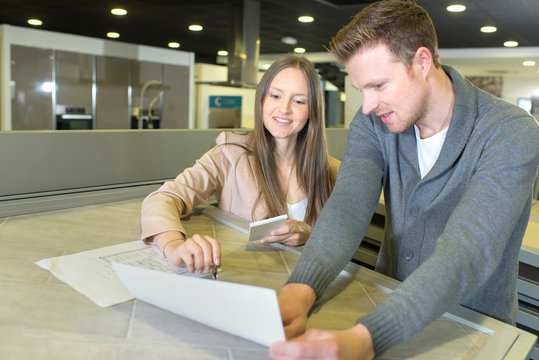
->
[140,54,341,273]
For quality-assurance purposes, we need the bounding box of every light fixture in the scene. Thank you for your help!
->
[504,41,518,47]
[27,19,42,26]
[298,16,314,23]
[522,60,536,67]
[217,50,228,56]
[281,36,298,45]
[168,42,180,48]
[294,47,306,54]
[480,26,497,33]
[40,82,54,93]
[111,8,127,16]
[189,24,203,31]
[446,4,466,12]
[107,32,120,39]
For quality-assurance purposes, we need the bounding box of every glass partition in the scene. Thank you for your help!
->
[8,44,191,130]
[95,56,130,129]
[11,45,54,130]
[55,50,94,129]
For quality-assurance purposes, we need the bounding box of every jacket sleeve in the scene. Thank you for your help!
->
[140,142,229,243]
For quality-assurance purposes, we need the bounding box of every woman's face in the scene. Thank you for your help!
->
[262,67,310,141]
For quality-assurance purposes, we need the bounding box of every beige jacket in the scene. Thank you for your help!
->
[140,131,340,242]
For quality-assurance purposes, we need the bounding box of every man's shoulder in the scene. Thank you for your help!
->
[476,95,537,132]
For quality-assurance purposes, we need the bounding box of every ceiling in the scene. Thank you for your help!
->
[1,0,538,89]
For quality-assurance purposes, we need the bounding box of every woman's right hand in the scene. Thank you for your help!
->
[156,232,221,273]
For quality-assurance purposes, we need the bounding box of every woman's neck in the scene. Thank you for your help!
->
[274,136,297,168]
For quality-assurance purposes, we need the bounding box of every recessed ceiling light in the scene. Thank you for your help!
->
[281,36,298,45]
[504,41,518,47]
[298,16,314,23]
[189,24,203,31]
[446,4,466,12]
[111,8,127,16]
[294,47,306,54]
[523,60,536,67]
[107,32,120,39]
[480,26,497,33]
[168,42,180,48]
[27,19,42,26]
[217,50,228,56]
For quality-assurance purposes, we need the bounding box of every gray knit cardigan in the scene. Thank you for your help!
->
[287,65,539,355]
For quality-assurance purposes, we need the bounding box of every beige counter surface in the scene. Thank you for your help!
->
[0,199,535,359]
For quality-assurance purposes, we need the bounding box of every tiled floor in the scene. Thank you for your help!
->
[0,199,530,359]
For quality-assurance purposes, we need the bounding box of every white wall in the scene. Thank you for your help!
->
[344,76,362,128]
[194,63,265,129]
[196,84,256,129]
[502,76,539,108]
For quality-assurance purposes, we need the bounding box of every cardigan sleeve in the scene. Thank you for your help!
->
[286,114,385,297]
[140,136,229,243]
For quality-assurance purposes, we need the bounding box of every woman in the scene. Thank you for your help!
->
[140,54,340,274]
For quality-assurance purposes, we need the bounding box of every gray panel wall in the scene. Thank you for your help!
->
[0,130,222,197]
[0,129,349,216]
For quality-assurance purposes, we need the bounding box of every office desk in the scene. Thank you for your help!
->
[0,199,535,359]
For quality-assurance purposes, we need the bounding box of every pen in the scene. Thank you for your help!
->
[211,263,218,280]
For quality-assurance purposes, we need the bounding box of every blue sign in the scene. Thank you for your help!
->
[209,95,242,109]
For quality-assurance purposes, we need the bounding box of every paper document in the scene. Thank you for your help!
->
[112,262,285,347]
[248,214,288,241]
[36,241,209,307]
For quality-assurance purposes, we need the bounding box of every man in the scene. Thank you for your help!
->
[269,1,539,359]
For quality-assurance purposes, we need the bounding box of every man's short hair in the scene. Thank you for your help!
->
[329,0,441,68]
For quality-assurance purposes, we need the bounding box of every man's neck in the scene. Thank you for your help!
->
[416,68,455,139]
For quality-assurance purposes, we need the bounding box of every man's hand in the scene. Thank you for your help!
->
[269,324,375,360]
[260,220,312,246]
[278,283,317,339]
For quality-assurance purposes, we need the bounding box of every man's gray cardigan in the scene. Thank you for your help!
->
[287,65,539,355]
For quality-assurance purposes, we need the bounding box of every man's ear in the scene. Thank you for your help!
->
[413,47,433,78]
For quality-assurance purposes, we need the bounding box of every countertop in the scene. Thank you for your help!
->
[0,199,535,359]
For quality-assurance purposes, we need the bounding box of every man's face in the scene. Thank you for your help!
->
[345,44,429,133]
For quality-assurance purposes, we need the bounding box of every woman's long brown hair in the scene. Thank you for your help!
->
[250,54,335,226]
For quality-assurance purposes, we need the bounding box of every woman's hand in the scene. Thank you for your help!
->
[260,219,312,246]
[155,232,221,273]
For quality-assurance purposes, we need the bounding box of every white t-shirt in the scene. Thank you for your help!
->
[287,197,308,221]
[414,125,449,179]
